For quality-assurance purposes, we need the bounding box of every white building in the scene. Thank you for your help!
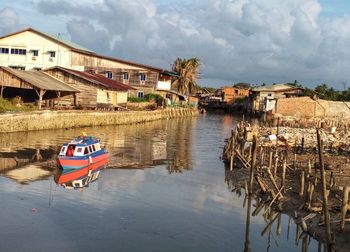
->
[0,28,173,94]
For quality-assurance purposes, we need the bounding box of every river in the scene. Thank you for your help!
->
[0,114,320,252]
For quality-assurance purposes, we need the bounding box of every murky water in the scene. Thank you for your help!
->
[0,114,320,252]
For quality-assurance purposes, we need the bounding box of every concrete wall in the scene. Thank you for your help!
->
[276,96,350,118]
[275,97,316,118]
[0,108,198,133]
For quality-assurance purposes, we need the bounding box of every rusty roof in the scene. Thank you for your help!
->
[1,67,79,92]
[45,66,134,91]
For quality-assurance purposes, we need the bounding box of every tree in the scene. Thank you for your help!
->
[171,57,200,95]
[234,82,251,89]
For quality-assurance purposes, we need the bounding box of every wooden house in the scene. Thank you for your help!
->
[0,28,176,97]
[0,66,79,109]
[44,66,133,109]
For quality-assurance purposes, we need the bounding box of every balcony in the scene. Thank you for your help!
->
[156,80,171,90]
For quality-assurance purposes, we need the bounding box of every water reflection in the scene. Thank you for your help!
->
[227,175,324,252]
[55,168,101,190]
[0,118,196,184]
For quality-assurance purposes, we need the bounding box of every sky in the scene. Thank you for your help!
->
[1,0,350,89]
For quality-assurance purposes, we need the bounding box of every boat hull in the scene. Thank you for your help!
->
[57,152,109,171]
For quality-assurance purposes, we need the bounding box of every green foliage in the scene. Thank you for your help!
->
[171,57,201,95]
[198,86,216,93]
[234,82,251,89]
[127,97,147,103]
[144,93,163,103]
[128,93,164,104]
[0,97,37,113]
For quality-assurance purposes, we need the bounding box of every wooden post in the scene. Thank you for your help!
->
[268,150,273,175]
[341,186,349,231]
[248,136,257,195]
[0,85,4,97]
[273,153,278,178]
[277,213,282,236]
[56,91,61,110]
[281,157,286,192]
[244,194,252,252]
[316,129,334,251]
[301,137,304,154]
[35,89,46,110]
[299,171,305,196]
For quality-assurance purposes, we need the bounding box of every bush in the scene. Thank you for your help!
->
[0,97,37,113]
[128,93,164,105]
[127,97,147,103]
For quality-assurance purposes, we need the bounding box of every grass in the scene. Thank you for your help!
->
[0,97,37,113]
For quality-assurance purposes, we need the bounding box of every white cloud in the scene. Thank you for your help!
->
[0,7,21,35]
[2,0,348,88]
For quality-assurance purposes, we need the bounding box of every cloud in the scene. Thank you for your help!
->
[0,7,21,35]
[32,0,350,88]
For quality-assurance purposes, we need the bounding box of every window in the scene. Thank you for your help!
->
[49,51,56,58]
[140,73,146,81]
[0,48,9,54]
[11,48,26,55]
[92,145,96,152]
[89,146,93,153]
[84,147,89,155]
[32,50,39,56]
[76,147,83,153]
[137,91,144,98]
[268,93,272,96]
[106,71,113,79]
[123,72,129,80]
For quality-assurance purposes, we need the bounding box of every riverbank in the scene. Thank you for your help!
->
[0,108,198,133]
[223,121,350,251]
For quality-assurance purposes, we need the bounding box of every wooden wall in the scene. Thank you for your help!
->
[0,69,33,90]
[84,66,159,89]
[45,68,98,108]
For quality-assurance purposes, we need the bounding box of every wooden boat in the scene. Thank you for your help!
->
[57,136,108,170]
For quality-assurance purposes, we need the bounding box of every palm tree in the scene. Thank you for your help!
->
[171,57,200,95]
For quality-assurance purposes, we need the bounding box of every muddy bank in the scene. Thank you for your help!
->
[0,108,198,133]
[223,121,350,251]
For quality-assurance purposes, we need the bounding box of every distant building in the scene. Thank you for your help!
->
[0,28,175,97]
[216,86,250,104]
[250,84,304,113]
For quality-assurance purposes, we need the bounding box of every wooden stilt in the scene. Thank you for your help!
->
[316,129,334,251]
[341,186,349,231]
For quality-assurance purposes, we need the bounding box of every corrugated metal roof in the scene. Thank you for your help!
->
[39,31,95,54]
[46,66,134,91]
[0,28,176,74]
[2,67,79,92]
[252,84,303,92]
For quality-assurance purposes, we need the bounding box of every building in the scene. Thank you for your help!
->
[216,86,250,104]
[0,66,79,109]
[0,27,175,97]
[44,66,133,109]
[250,84,304,113]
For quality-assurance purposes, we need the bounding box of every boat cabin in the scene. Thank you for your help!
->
[58,137,102,157]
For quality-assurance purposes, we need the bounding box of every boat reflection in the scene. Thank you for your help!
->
[54,167,102,190]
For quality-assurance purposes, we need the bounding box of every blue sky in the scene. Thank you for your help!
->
[1,0,350,88]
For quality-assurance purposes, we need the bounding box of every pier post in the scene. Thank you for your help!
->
[341,186,349,231]
[316,129,334,251]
